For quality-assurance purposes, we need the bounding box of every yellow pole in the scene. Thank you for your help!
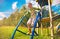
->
[40,7,43,35]
[48,0,54,39]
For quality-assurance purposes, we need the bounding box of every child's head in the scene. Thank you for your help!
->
[28,3,32,9]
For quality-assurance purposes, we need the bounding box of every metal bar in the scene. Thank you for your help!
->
[17,29,27,35]
[34,31,38,36]
[22,21,27,27]
[11,16,26,39]
[17,29,37,36]
[11,12,30,39]
[30,12,41,39]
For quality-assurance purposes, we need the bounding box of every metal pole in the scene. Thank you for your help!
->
[48,0,54,39]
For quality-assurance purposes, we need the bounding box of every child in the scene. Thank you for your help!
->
[27,3,36,34]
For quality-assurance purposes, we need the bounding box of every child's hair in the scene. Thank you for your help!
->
[28,3,32,8]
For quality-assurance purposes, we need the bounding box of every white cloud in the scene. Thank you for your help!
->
[0,12,6,20]
[0,12,6,17]
[0,18,3,20]
[12,1,18,10]
[52,0,60,6]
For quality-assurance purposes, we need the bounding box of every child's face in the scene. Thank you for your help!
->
[28,3,32,9]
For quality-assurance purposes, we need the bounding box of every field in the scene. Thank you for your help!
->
[0,26,60,39]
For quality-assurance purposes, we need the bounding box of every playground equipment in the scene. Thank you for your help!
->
[11,9,60,39]
[11,12,39,39]
[56,23,60,32]
[11,0,60,39]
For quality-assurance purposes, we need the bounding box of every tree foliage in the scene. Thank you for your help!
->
[0,5,59,27]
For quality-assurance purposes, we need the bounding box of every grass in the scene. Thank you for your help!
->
[0,26,60,39]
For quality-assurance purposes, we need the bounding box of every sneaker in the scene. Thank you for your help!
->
[27,32,32,35]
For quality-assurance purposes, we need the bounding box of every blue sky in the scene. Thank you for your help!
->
[0,0,26,20]
[0,0,59,20]
[0,0,38,20]
[0,0,26,12]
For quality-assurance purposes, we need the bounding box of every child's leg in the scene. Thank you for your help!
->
[27,18,32,34]
[27,24,31,33]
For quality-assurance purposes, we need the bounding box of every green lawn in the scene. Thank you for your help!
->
[0,26,60,39]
